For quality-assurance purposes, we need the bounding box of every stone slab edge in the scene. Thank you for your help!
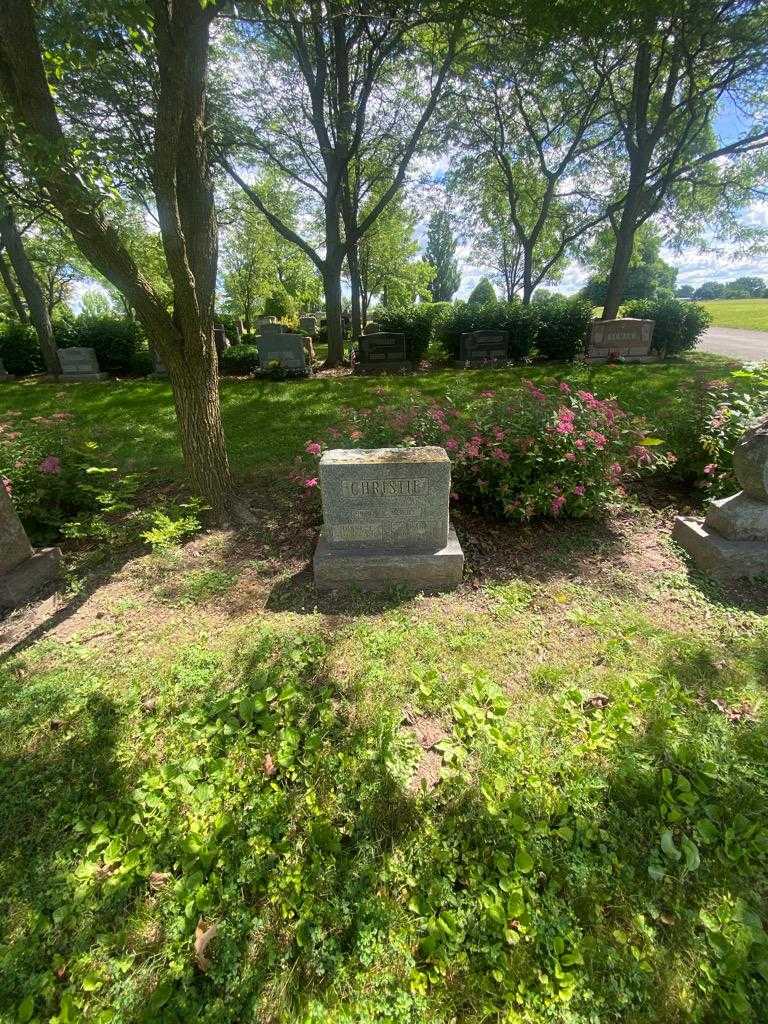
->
[352,361,413,375]
[314,524,464,592]
[0,547,62,607]
[672,516,768,579]
[56,373,110,382]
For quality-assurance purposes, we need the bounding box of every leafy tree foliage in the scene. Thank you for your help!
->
[424,209,461,301]
[467,277,497,304]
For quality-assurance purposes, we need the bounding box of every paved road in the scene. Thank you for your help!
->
[699,326,768,361]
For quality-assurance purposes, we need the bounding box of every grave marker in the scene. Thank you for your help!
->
[257,333,311,375]
[0,358,13,380]
[353,332,411,374]
[0,482,61,607]
[57,347,108,382]
[457,330,510,367]
[585,318,655,363]
[674,415,768,578]
[313,446,464,591]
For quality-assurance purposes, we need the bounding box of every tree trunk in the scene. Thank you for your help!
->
[161,328,233,509]
[347,239,362,336]
[0,249,29,323]
[521,248,534,305]
[0,202,60,375]
[602,195,642,320]
[323,257,345,366]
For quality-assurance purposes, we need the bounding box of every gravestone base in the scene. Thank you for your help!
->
[453,358,510,369]
[0,547,62,607]
[56,372,110,382]
[583,353,657,365]
[352,360,413,376]
[314,524,464,592]
[672,517,768,579]
[0,371,15,381]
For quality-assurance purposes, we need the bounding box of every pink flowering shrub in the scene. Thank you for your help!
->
[0,411,131,543]
[298,380,673,521]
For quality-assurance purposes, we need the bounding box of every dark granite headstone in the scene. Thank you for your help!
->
[457,330,510,366]
[353,332,411,374]
[257,334,311,375]
[57,347,108,381]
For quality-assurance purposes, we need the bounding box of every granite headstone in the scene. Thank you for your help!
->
[257,333,311,375]
[0,358,13,380]
[353,332,411,374]
[0,482,61,607]
[585,319,655,363]
[57,347,108,381]
[313,447,464,591]
[457,330,510,366]
[673,414,768,577]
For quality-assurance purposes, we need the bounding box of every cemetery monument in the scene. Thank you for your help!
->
[313,446,464,591]
[257,333,311,375]
[585,318,655,363]
[353,332,411,374]
[457,330,510,367]
[0,482,61,607]
[673,415,768,578]
[56,347,109,381]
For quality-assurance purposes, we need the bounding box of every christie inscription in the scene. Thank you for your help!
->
[341,477,427,498]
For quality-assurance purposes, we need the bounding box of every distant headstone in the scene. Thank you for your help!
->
[0,482,61,607]
[457,330,510,367]
[257,333,311,375]
[149,348,168,379]
[214,325,231,355]
[0,358,13,380]
[674,414,768,578]
[364,321,381,335]
[313,447,464,592]
[299,315,318,336]
[353,332,411,374]
[585,319,655,363]
[259,321,284,336]
[57,347,108,382]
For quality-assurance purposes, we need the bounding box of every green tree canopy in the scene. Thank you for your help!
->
[424,209,461,301]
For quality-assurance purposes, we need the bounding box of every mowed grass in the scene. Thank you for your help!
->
[700,299,768,332]
[2,353,768,1024]
[0,351,736,482]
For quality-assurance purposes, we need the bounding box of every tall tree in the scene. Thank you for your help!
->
[219,3,464,364]
[357,191,434,320]
[0,0,240,516]
[0,193,60,374]
[424,209,461,301]
[453,34,616,303]
[600,0,768,319]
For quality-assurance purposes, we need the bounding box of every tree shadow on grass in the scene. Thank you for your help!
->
[0,691,124,1009]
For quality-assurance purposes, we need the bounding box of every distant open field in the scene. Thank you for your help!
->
[700,298,768,331]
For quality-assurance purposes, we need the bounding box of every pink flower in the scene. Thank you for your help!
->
[1,476,11,496]
[587,431,607,450]
[305,441,322,455]
[349,430,362,440]
[704,463,716,475]
[445,438,459,451]
[304,477,318,488]
[492,448,510,462]
[480,390,496,398]
[559,382,572,394]
[327,427,341,439]
[609,462,622,477]
[574,439,586,450]
[565,452,576,461]
[38,455,61,475]
[573,485,586,496]
[525,380,546,402]
[550,495,566,514]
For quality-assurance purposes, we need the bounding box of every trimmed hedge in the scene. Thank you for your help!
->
[533,296,593,361]
[220,344,260,375]
[376,302,449,362]
[623,297,711,356]
[55,316,145,374]
[0,323,44,375]
[438,301,539,361]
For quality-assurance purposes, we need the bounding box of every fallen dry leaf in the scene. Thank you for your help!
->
[194,918,218,972]
[711,698,755,723]
[149,871,170,891]
[263,753,276,777]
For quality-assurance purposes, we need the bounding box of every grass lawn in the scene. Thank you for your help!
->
[2,354,768,1024]
[700,299,768,332]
